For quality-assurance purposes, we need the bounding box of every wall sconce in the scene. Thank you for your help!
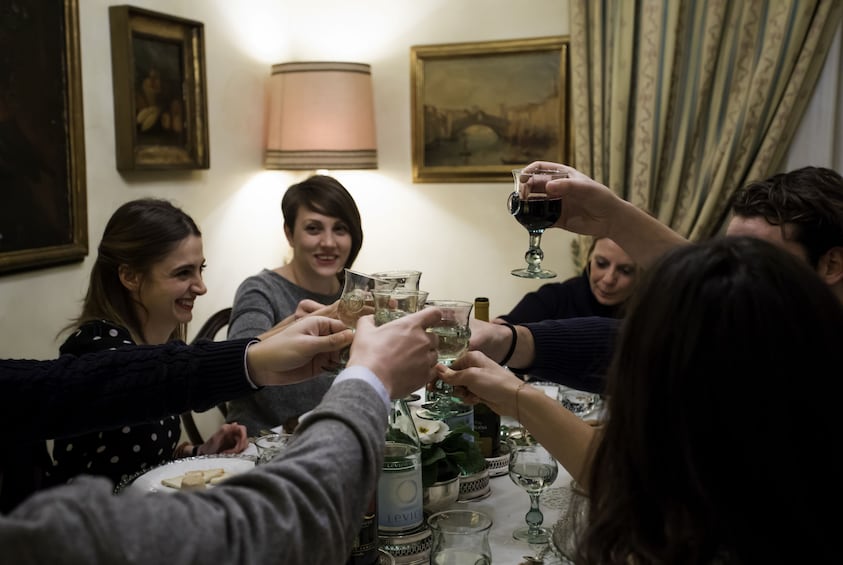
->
[264,61,377,170]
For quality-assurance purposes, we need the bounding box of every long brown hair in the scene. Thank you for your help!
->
[574,236,842,564]
[61,198,201,343]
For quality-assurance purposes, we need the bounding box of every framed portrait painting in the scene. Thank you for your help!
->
[0,0,88,274]
[108,5,209,171]
[411,36,570,183]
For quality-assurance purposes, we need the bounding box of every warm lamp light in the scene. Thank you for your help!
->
[264,61,377,170]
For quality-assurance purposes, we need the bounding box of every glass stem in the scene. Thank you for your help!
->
[524,231,545,274]
[525,492,545,535]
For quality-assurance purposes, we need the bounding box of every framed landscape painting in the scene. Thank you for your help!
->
[0,0,88,274]
[411,36,569,183]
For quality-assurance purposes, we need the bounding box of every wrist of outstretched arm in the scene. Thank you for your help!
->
[504,325,534,370]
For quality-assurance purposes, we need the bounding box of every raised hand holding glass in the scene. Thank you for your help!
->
[418,300,473,420]
[508,167,567,279]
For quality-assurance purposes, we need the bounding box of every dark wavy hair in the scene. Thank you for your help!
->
[573,236,842,564]
[62,198,201,343]
[729,166,843,267]
[281,175,363,282]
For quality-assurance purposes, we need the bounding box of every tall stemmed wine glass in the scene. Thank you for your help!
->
[336,269,395,365]
[508,440,559,544]
[417,300,473,421]
[508,168,567,279]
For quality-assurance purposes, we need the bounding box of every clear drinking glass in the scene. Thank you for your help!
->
[417,300,473,421]
[372,289,429,326]
[508,441,559,544]
[427,510,493,565]
[254,433,292,465]
[508,168,568,279]
[337,269,396,365]
[556,385,602,419]
[370,270,422,291]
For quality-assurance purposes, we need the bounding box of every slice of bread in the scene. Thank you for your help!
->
[160,468,227,490]
[180,471,207,491]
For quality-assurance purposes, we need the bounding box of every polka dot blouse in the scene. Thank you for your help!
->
[48,321,182,487]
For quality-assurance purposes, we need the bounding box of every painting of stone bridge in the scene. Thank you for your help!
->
[411,36,569,182]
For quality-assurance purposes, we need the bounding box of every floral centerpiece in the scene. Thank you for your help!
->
[411,416,486,488]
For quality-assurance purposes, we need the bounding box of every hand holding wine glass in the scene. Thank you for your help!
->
[417,300,473,420]
[508,168,567,279]
[508,440,559,544]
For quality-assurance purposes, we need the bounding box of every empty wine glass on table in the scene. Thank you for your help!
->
[417,300,473,421]
[508,440,559,544]
[428,509,493,565]
[508,167,568,279]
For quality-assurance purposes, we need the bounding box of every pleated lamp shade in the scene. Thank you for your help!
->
[264,61,378,170]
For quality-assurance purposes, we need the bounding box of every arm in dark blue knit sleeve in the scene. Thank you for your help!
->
[0,338,255,441]
[519,317,620,393]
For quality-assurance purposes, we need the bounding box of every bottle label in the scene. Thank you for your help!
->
[473,404,501,458]
[378,442,423,532]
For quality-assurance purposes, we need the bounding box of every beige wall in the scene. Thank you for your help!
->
[1,0,841,360]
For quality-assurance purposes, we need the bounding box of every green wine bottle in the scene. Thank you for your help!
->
[473,297,501,458]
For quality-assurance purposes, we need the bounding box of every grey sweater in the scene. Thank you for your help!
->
[1,377,384,565]
[227,269,341,435]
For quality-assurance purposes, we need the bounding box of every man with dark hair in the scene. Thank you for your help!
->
[727,166,843,302]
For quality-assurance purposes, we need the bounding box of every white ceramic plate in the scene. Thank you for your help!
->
[115,454,255,495]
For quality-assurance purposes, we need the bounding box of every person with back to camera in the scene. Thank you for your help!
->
[466,163,843,393]
[496,236,638,325]
[1,307,445,564]
[226,175,364,436]
[441,236,840,563]
[47,199,248,493]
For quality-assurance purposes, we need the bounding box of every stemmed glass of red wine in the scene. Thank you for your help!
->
[508,168,567,278]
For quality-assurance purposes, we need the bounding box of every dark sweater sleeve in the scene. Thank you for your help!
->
[0,339,255,441]
[515,317,620,393]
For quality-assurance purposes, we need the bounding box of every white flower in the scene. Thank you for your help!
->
[413,417,450,445]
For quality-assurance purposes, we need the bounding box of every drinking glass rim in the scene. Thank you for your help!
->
[424,299,473,308]
[426,509,493,531]
[511,167,569,176]
[343,268,395,288]
[370,270,422,278]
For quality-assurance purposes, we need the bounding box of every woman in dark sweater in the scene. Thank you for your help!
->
[497,237,638,324]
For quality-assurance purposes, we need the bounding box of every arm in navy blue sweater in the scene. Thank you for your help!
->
[519,317,620,393]
[0,339,253,441]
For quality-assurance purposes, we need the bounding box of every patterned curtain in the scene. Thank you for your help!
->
[568,0,843,268]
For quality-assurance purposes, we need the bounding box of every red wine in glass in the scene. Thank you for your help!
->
[511,195,563,231]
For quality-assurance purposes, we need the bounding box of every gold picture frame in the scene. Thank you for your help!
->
[108,5,210,171]
[0,0,88,275]
[411,36,570,183]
